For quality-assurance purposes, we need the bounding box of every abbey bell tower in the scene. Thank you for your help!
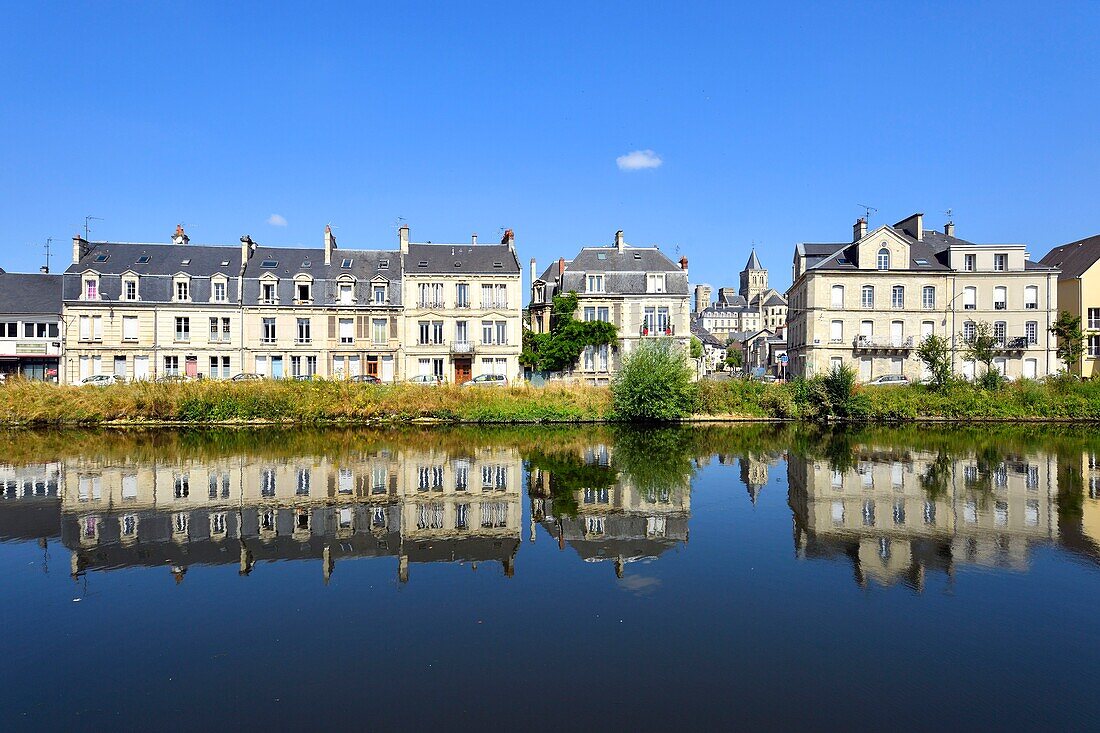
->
[739,248,767,302]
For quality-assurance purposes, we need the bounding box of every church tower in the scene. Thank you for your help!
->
[739,249,767,302]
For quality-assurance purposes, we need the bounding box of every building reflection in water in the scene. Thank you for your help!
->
[787,444,1061,590]
[528,442,691,577]
[55,443,521,584]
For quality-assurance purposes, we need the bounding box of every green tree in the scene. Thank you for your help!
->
[611,339,696,421]
[962,321,1003,389]
[916,333,951,389]
[689,336,704,359]
[519,292,618,372]
[1050,310,1085,372]
[725,349,743,369]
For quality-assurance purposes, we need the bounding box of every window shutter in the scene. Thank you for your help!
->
[389,317,397,338]
[328,316,336,340]
[389,473,397,493]
[357,316,366,340]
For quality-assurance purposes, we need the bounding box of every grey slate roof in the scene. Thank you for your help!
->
[243,245,403,307]
[1039,235,1100,278]
[744,249,763,270]
[405,243,520,275]
[64,241,243,303]
[0,272,63,316]
[558,246,689,296]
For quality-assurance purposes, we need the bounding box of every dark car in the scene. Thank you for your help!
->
[351,374,382,384]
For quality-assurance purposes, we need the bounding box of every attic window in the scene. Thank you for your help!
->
[633,253,642,259]
[837,257,849,264]
[181,258,191,265]
[597,252,607,260]
[493,262,503,268]
[302,260,312,268]
[136,255,151,264]
[418,260,428,267]
[260,259,278,268]
[341,258,352,268]
[220,260,230,267]
[379,259,389,269]
[93,254,110,263]
[915,258,929,266]
[454,262,462,268]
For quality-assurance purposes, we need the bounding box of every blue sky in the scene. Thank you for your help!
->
[2,1,1098,291]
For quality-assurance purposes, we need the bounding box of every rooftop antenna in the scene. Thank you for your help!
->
[856,204,878,224]
[84,215,103,241]
[393,216,406,232]
[44,237,52,273]
[944,208,953,221]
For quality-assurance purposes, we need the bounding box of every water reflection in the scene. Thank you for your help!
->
[1,426,1100,588]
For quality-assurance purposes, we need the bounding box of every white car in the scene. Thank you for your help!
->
[407,374,443,386]
[81,374,124,386]
[462,374,508,387]
[866,374,910,386]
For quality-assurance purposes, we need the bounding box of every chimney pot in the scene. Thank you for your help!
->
[615,230,625,252]
[679,256,688,271]
[471,233,478,245]
[530,258,537,284]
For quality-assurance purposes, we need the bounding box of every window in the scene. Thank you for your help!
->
[262,317,276,344]
[372,318,387,345]
[164,356,180,376]
[84,278,98,299]
[296,469,310,496]
[291,356,317,377]
[1089,335,1100,357]
[993,286,1007,310]
[296,318,311,344]
[583,306,595,322]
[123,279,137,301]
[261,282,276,304]
[646,273,666,293]
[420,320,443,345]
[339,318,354,344]
[78,316,102,341]
[922,286,935,309]
[861,285,874,308]
[994,253,1007,271]
[1025,321,1038,345]
[455,320,469,346]
[338,282,354,304]
[340,258,352,269]
[260,259,278,269]
[830,320,843,343]
[993,321,1006,346]
[456,283,470,308]
[373,284,386,304]
[831,285,844,307]
[482,320,493,345]
[418,282,444,308]
[175,317,190,342]
[1024,286,1038,310]
[175,280,190,301]
[963,286,976,310]
[1088,308,1100,330]
[212,281,227,302]
[891,285,904,309]
[964,253,976,271]
[123,316,138,342]
[261,469,276,497]
[963,321,976,341]
[495,321,508,345]
[173,473,189,499]
[597,307,609,322]
[877,248,890,270]
[296,282,312,302]
[586,274,604,293]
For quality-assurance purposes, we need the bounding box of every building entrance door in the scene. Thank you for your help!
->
[271,356,284,379]
[455,358,472,384]
[185,356,198,377]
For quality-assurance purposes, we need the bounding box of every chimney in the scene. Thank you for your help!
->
[615,230,625,253]
[893,213,924,241]
[399,224,409,254]
[944,221,955,238]
[853,217,867,242]
[324,224,337,266]
[240,235,256,267]
[471,233,478,245]
[172,224,189,245]
[40,265,49,274]
[501,228,515,252]
[72,234,89,265]
[679,256,688,271]
[558,256,566,280]
[530,258,537,283]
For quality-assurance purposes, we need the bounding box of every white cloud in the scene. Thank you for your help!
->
[267,214,287,227]
[616,149,662,171]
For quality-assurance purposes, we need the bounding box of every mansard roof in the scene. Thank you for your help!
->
[405,243,520,275]
[0,272,62,316]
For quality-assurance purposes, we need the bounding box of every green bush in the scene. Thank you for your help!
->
[611,339,697,422]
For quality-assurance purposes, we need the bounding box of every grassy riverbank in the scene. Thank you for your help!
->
[0,375,1098,425]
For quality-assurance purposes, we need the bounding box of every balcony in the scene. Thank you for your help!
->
[640,324,675,337]
[993,337,1029,353]
[417,300,445,309]
[853,336,914,352]
[451,341,475,355]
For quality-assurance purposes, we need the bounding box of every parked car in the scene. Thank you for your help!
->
[293,373,316,382]
[351,374,381,384]
[155,374,195,384]
[866,374,910,386]
[81,374,124,386]
[407,374,443,386]
[231,373,263,382]
[462,374,508,387]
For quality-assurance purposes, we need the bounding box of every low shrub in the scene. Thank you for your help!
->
[611,339,697,422]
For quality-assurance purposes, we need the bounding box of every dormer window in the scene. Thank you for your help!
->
[646,273,666,293]
[174,278,190,302]
[994,253,1007,272]
[122,277,139,301]
[297,282,312,303]
[877,248,891,270]
[586,274,604,293]
[84,277,99,300]
[338,282,355,304]
[211,276,228,303]
[373,284,387,304]
[261,282,277,305]
[379,259,389,269]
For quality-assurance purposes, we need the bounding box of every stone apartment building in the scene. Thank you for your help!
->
[400,226,523,384]
[1039,234,1100,378]
[61,223,521,383]
[786,213,1061,381]
[528,230,691,384]
[0,270,63,381]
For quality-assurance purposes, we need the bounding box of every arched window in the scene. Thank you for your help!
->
[861,285,875,308]
[877,248,891,270]
[831,284,844,307]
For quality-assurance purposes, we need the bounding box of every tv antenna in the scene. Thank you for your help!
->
[44,237,53,273]
[393,216,406,231]
[83,215,103,241]
[856,204,878,223]
[944,208,953,221]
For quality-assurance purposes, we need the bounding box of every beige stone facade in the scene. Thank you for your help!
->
[788,213,1060,381]
[1039,234,1100,378]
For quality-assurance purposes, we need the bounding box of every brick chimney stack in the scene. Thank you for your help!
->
[853,217,867,242]
[679,256,688,271]
[558,256,566,279]
[501,229,515,252]
[172,224,189,245]
[72,234,89,264]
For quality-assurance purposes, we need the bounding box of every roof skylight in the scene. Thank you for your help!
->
[136,255,151,264]
[260,259,278,268]
[93,254,110,263]
[341,258,353,268]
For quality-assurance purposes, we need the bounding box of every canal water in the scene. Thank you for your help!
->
[1,425,1098,730]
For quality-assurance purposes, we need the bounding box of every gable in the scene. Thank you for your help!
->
[855,226,910,271]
